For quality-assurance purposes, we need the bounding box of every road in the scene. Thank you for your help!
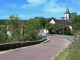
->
[0,36,71,60]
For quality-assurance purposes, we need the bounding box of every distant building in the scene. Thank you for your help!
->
[7,25,24,37]
[50,7,72,31]
[38,29,49,36]
[64,7,71,20]
[7,26,11,37]
[50,19,70,25]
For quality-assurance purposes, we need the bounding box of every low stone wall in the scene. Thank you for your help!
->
[0,39,44,51]
[69,35,80,52]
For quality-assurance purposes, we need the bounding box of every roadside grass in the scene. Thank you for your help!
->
[66,39,80,60]
[53,36,80,60]
[50,34,74,40]
[53,45,70,60]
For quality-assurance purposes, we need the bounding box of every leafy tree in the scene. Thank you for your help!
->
[46,23,72,35]
[71,12,77,18]
[0,32,8,43]
[5,20,10,25]
[0,19,8,25]
[71,15,80,33]
[26,30,41,41]
[39,17,46,28]
[9,14,20,40]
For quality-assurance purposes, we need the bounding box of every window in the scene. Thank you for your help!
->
[66,15,67,18]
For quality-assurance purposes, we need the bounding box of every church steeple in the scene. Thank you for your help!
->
[64,4,71,20]
[65,8,70,14]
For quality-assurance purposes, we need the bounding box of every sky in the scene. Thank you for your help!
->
[0,0,80,20]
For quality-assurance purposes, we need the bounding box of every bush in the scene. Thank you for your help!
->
[26,30,42,41]
[0,32,8,43]
[46,23,72,35]
[0,25,7,33]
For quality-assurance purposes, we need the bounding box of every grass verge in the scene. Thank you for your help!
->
[50,34,74,40]
[53,39,80,60]
[66,39,80,60]
[52,45,70,60]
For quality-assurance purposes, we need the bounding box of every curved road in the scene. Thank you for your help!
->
[0,36,71,60]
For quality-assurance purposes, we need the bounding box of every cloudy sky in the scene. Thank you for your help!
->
[0,0,80,20]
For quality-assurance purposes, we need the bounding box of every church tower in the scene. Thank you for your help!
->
[64,7,71,20]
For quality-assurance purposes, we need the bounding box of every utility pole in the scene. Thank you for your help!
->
[61,17,66,35]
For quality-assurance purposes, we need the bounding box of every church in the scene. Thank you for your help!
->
[50,7,72,31]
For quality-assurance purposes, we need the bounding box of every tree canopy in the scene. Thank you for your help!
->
[71,12,77,18]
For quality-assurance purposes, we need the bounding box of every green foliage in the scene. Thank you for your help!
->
[26,30,42,41]
[5,20,11,25]
[0,19,8,25]
[0,16,57,44]
[53,45,70,60]
[0,32,8,43]
[9,14,21,40]
[71,15,80,33]
[9,14,20,29]
[25,18,41,31]
[25,17,54,30]
[46,23,72,35]
[66,39,80,60]
[0,25,7,33]
[71,12,77,18]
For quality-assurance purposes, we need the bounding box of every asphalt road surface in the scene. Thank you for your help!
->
[0,36,71,60]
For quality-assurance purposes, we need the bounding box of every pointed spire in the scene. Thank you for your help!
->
[67,3,68,8]
[65,4,70,14]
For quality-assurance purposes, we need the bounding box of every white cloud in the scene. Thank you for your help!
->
[22,0,47,8]
[21,0,78,19]
[0,10,6,13]
[22,5,27,8]
[71,0,80,6]
[11,4,16,8]
[43,7,65,14]
[27,0,47,4]
[42,0,76,14]
[42,0,66,14]
[22,4,35,8]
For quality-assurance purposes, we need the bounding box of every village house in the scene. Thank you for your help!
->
[50,7,72,31]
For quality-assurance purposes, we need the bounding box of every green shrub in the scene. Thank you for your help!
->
[46,23,72,35]
[0,32,8,43]
[26,30,42,41]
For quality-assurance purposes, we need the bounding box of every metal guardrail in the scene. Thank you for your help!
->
[70,35,80,52]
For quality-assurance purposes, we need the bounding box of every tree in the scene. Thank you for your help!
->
[0,32,8,43]
[9,14,20,40]
[71,15,80,33]
[5,20,10,25]
[71,12,77,18]
[46,23,72,35]
[39,17,46,28]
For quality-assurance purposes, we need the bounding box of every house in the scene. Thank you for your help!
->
[7,25,24,37]
[38,29,49,36]
[7,26,11,37]
[50,7,73,31]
